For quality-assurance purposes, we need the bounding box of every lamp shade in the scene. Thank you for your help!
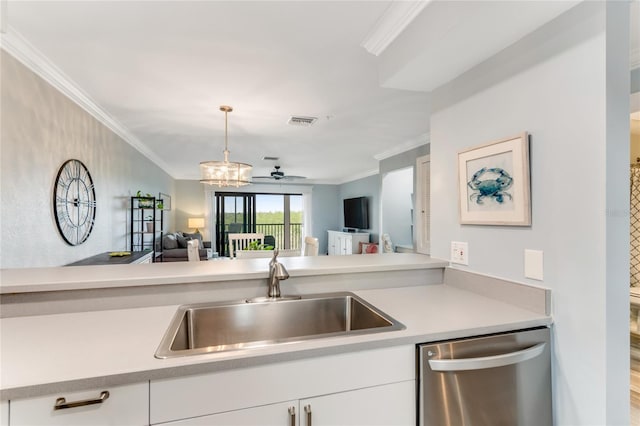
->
[200,160,252,187]
[188,218,205,230]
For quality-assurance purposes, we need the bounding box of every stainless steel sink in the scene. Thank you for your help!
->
[155,292,404,358]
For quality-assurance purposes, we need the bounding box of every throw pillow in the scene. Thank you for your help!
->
[183,232,203,249]
[176,233,189,248]
[360,242,379,254]
[163,233,178,250]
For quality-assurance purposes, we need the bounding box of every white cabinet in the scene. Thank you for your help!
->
[163,401,297,425]
[8,383,148,426]
[163,381,414,426]
[1,401,8,426]
[327,231,369,255]
[299,380,415,426]
[150,345,414,425]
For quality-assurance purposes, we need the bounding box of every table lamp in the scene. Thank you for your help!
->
[188,218,205,234]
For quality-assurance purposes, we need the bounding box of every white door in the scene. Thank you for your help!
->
[415,155,430,254]
[299,380,415,426]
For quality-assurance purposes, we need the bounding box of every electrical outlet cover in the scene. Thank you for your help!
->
[451,241,469,265]
[524,249,544,280]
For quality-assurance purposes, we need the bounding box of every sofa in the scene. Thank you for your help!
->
[161,231,210,262]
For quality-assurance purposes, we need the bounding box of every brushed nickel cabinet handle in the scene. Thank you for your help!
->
[288,406,296,426]
[304,404,312,426]
[54,390,110,410]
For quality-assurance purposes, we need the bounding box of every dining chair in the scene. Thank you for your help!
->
[228,233,265,258]
[304,236,319,256]
[187,239,200,262]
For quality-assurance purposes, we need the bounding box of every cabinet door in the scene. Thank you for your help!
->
[343,235,353,255]
[327,232,335,255]
[299,380,415,426]
[1,401,8,426]
[9,383,148,426]
[162,401,297,426]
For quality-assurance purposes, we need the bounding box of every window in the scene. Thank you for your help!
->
[215,192,303,255]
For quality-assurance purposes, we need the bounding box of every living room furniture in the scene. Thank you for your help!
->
[130,196,164,262]
[304,236,319,256]
[65,251,153,266]
[327,230,369,255]
[187,239,200,262]
[228,233,264,258]
[162,232,210,262]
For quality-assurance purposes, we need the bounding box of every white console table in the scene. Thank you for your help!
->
[327,230,370,255]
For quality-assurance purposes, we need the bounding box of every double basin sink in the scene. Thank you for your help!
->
[155,292,404,358]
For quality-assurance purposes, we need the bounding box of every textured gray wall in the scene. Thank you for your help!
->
[0,51,174,268]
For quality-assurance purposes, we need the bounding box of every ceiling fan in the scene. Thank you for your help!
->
[253,166,307,181]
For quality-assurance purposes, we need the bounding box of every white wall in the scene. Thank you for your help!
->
[0,51,174,268]
[430,3,629,424]
[381,167,413,249]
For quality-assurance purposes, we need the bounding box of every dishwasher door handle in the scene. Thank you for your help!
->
[428,342,546,372]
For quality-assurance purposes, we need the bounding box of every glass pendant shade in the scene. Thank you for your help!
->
[200,105,253,187]
[200,159,253,187]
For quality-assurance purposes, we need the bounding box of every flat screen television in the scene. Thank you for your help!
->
[343,196,369,230]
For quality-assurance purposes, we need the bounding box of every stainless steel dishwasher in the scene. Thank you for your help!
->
[418,326,552,426]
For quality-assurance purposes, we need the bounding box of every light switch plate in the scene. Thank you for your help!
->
[451,241,469,265]
[524,249,544,280]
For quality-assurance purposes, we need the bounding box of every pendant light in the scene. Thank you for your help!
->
[200,105,253,187]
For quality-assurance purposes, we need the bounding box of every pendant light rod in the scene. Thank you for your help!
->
[199,105,253,187]
[221,105,232,162]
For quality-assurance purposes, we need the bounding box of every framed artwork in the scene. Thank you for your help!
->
[458,132,531,226]
[159,193,172,211]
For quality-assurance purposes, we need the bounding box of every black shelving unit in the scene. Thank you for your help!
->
[130,196,164,262]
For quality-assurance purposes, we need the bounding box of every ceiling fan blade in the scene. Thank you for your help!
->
[282,175,307,180]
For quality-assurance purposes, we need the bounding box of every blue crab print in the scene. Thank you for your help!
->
[467,167,513,204]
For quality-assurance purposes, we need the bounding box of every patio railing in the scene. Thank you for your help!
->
[221,223,303,252]
[255,223,303,250]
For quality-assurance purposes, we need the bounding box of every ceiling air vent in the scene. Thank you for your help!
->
[288,116,318,127]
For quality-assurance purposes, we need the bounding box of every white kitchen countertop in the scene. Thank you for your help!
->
[0,283,551,400]
[0,253,448,294]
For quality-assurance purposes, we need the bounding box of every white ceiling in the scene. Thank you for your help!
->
[3,1,638,184]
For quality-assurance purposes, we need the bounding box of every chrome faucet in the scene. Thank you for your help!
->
[267,250,289,298]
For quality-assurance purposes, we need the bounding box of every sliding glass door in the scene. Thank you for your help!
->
[215,193,256,256]
[215,192,303,256]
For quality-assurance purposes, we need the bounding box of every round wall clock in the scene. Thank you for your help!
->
[53,159,96,246]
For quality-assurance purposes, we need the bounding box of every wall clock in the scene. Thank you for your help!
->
[53,159,96,246]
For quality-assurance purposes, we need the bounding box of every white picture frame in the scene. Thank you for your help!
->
[458,133,531,226]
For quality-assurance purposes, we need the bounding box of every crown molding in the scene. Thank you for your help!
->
[329,168,380,185]
[373,133,429,161]
[0,27,177,178]
[361,0,430,56]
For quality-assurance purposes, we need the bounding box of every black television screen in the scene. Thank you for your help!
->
[343,197,369,230]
